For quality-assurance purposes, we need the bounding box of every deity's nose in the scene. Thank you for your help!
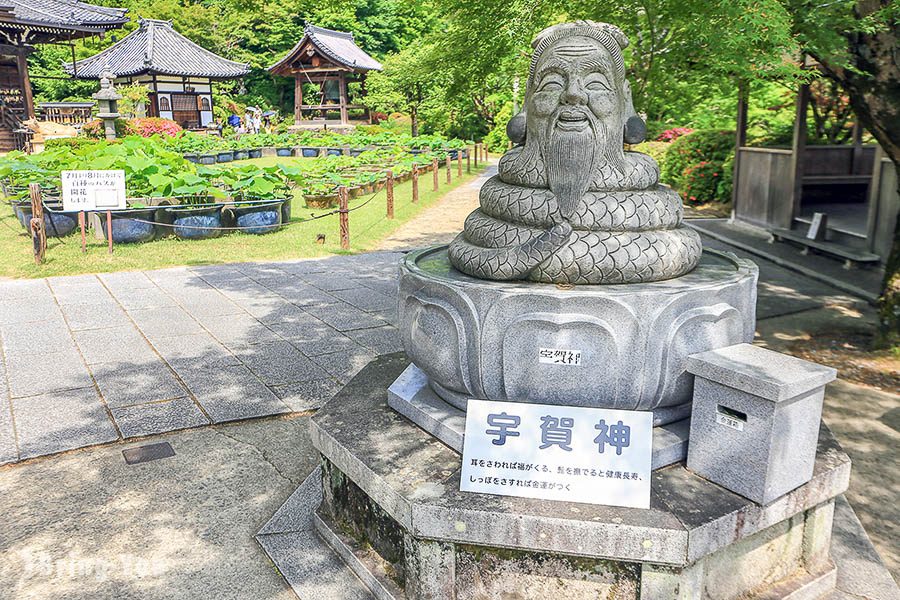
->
[562,79,587,105]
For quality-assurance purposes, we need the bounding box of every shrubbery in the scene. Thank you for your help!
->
[660,129,734,203]
[126,118,182,138]
[82,118,182,139]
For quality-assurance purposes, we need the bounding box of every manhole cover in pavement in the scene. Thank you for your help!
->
[123,442,175,465]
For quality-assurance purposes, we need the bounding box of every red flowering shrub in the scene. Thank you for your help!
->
[656,127,693,142]
[679,160,722,204]
[125,118,182,138]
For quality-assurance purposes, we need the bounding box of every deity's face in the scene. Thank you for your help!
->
[528,36,621,137]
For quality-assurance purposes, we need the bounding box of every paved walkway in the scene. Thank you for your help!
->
[377,165,496,250]
[0,253,404,465]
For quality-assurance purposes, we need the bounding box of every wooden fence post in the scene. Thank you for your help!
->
[28,183,45,264]
[467,148,471,173]
[483,143,488,162]
[106,210,113,254]
[432,158,439,191]
[386,170,394,219]
[79,211,86,254]
[457,151,462,177]
[339,186,350,250]
[412,164,419,203]
[445,154,452,184]
[474,144,479,167]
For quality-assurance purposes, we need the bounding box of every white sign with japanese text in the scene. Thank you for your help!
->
[61,170,126,212]
[460,399,653,509]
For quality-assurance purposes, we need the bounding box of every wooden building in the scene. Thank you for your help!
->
[730,82,898,269]
[269,24,382,127]
[0,0,127,150]
[66,19,249,129]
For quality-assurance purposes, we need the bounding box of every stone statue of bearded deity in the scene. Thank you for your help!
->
[448,21,703,284]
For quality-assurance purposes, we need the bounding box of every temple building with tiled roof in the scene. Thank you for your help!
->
[66,18,250,129]
[0,0,128,149]
[269,23,382,128]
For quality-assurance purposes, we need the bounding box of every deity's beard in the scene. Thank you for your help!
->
[543,112,601,219]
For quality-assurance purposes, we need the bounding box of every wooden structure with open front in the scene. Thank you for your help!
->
[269,24,382,127]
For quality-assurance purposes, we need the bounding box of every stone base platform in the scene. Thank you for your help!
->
[388,363,690,470]
[308,354,860,600]
[257,354,900,600]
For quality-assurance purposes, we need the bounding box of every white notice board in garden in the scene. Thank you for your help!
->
[61,170,126,212]
[461,399,653,509]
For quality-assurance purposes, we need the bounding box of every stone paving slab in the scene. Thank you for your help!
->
[60,300,130,331]
[73,325,158,365]
[271,379,343,412]
[305,302,388,332]
[5,349,94,398]
[90,361,188,408]
[111,397,210,438]
[0,278,50,301]
[0,296,62,326]
[0,393,17,465]
[311,347,376,384]
[184,365,290,423]
[234,341,330,385]
[11,386,118,459]
[129,306,205,338]
[0,319,77,356]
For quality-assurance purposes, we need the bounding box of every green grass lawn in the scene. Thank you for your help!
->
[0,159,487,279]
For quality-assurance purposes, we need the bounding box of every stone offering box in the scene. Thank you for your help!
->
[310,355,852,600]
[687,344,837,504]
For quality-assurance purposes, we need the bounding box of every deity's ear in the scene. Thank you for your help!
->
[622,80,646,144]
[507,111,527,145]
[624,116,646,145]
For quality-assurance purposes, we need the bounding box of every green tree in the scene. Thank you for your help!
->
[363,44,445,136]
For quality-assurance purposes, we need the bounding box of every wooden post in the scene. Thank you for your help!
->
[412,163,419,203]
[788,83,810,226]
[338,73,349,125]
[106,210,113,254]
[483,143,488,162]
[467,148,472,173]
[731,80,749,217]
[474,144,479,167]
[16,48,34,120]
[28,183,45,264]
[339,186,350,250]
[294,75,303,124]
[79,211,86,254]
[457,151,462,177]
[432,158,439,191]
[386,170,395,219]
[446,154,452,183]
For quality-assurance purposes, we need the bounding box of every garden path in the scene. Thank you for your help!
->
[376,163,497,250]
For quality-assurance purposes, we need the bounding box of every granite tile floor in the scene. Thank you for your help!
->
[0,252,405,465]
[0,239,868,467]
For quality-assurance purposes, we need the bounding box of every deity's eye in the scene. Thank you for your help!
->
[584,75,610,91]
[537,73,564,92]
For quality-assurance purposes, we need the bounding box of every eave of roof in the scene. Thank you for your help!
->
[63,18,250,79]
[268,23,382,75]
[0,0,127,32]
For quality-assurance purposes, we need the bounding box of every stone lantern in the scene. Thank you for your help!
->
[93,69,122,140]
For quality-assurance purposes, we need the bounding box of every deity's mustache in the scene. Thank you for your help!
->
[544,107,601,220]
